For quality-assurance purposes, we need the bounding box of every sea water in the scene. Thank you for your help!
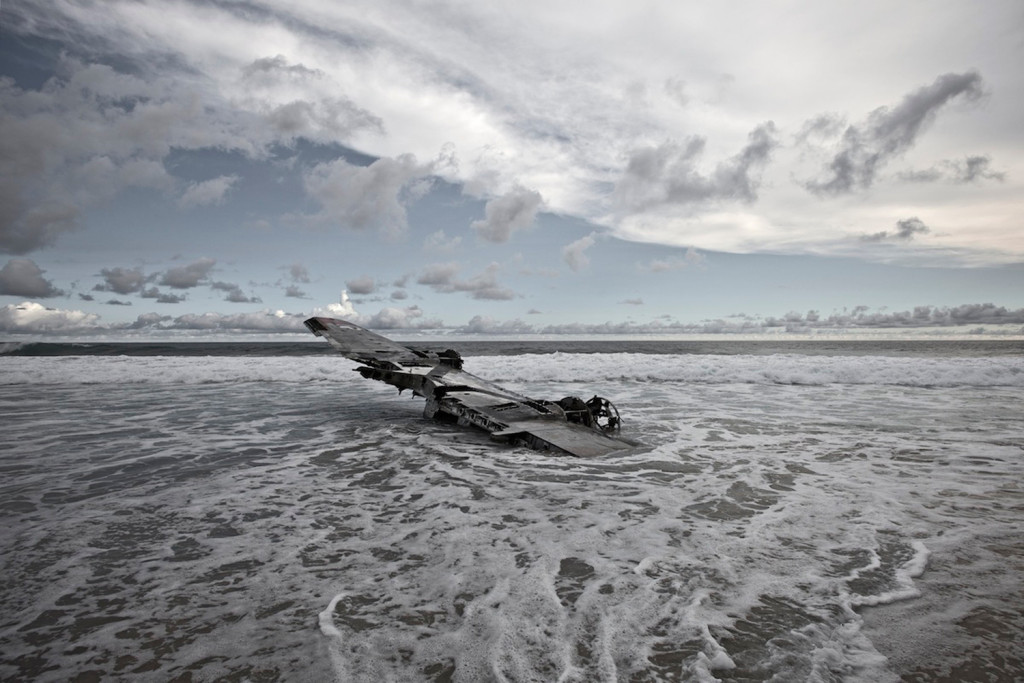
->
[1,341,1021,681]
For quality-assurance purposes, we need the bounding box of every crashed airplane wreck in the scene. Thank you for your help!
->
[304,316,632,457]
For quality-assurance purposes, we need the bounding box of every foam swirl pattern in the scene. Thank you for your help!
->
[1,352,1021,681]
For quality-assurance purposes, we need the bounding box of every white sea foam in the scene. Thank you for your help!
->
[2,352,1022,387]
[848,541,932,608]
[1,351,1022,681]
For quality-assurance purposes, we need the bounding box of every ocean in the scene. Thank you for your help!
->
[1,339,1022,682]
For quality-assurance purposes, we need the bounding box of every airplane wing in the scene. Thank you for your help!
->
[304,316,632,457]
[303,316,458,369]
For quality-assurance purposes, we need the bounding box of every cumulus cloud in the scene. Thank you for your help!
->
[764,303,1024,330]
[471,186,543,243]
[861,217,930,243]
[0,301,99,333]
[362,305,441,329]
[304,155,433,237]
[160,258,216,289]
[313,291,360,320]
[211,281,261,303]
[804,71,985,195]
[562,233,597,272]
[128,312,172,329]
[310,291,440,329]
[0,294,435,334]
[141,287,186,304]
[417,263,459,287]
[458,316,536,335]
[285,284,308,298]
[416,262,516,300]
[94,266,147,294]
[345,275,377,295]
[0,259,64,297]
[167,309,305,332]
[0,58,218,254]
[178,175,240,208]
[615,122,778,211]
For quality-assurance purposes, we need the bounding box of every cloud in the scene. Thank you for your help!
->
[159,258,216,289]
[954,155,1005,183]
[897,167,944,183]
[178,175,240,208]
[644,247,706,272]
[416,263,459,287]
[362,305,441,329]
[620,298,644,305]
[615,122,778,211]
[562,233,597,272]
[311,291,441,329]
[167,309,305,332]
[304,155,433,237]
[0,301,99,333]
[345,275,377,295]
[264,100,384,144]
[94,266,147,294]
[211,281,261,303]
[284,284,307,298]
[239,55,384,143]
[141,287,186,304]
[287,263,311,283]
[106,299,133,306]
[313,291,360,320]
[0,41,385,255]
[0,259,64,297]
[242,55,323,81]
[0,58,223,254]
[804,72,984,195]
[901,155,1006,185]
[128,312,172,329]
[423,230,462,252]
[458,316,536,334]
[861,217,930,243]
[664,77,689,107]
[764,303,1024,329]
[416,262,516,300]
[471,186,543,243]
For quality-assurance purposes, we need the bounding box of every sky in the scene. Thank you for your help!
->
[2,0,1023,338]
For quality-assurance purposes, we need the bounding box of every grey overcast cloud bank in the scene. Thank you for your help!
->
[1,1,1022,337]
